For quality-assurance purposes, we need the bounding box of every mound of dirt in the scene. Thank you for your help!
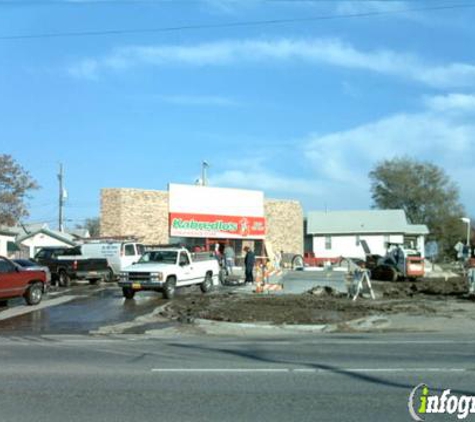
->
[376,277,468,299]
[161,292,438,325]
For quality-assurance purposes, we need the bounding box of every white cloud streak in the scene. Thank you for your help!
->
[159,95,240,107]
[424,93,475,113]
[69,38,475,89]
[211,93,475,210]
[211,169,322,197]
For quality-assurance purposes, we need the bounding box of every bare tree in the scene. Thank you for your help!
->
[0,155,39,226]
[76,217,100,237]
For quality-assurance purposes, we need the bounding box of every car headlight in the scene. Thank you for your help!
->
[150,272,163,281]
[119,272,129,279]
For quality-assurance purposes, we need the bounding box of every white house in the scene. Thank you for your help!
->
[306,210,429,259]
[16,228,77,258]
[0,229,18,258]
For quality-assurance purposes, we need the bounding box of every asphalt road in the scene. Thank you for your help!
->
[1,284,475,421]
[1,332,475,422]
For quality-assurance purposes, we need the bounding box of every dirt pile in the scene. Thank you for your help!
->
[162,292,438,325]
[377,277,468,298]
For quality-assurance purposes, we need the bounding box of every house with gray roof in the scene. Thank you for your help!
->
[306,209,429,259]
[16,227,77,258]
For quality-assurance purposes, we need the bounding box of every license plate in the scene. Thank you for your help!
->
[132,283,141,289]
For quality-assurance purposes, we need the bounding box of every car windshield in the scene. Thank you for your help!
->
[138,251,177,264]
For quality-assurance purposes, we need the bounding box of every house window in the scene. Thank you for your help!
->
[325,236,332,250]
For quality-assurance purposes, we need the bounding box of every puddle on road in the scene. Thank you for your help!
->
[0,287,167,335]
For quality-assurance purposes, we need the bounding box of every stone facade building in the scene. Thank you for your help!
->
[101,187,303,256]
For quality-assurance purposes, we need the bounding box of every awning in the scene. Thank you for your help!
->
[7,241,20,252]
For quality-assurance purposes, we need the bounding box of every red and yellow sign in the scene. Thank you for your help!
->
[169,212,266,239]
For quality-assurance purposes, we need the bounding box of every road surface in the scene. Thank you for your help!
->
[1,332,474,421]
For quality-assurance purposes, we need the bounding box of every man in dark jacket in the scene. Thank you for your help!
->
[244,246,255,283]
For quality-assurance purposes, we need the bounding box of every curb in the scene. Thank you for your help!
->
[194,318,331,333]
[191,315,391,334]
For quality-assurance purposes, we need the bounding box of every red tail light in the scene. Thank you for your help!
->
[73,260,78,271]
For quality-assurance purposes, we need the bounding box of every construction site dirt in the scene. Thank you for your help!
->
[161,277,472,326]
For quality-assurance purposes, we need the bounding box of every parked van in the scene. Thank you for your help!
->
[79,241,145,278]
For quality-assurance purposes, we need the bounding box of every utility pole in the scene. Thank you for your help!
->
[58,163,64,232]
[201,160,210,186]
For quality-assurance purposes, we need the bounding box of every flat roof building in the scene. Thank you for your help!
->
[100,184,304,260]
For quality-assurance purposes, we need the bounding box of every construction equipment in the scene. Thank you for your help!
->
[361,240,425,281]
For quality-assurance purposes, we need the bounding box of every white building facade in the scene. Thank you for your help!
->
[307,210,429,259]
[0,230,17,258]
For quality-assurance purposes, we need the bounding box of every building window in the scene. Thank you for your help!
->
[325,236,332,250]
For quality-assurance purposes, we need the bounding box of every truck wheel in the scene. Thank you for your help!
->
[24,283,43,306]
[105,268,114,283]
[58,271,71,287]
[292,255,304,270]
[389,267,398,282]
[200,273,213,293]
[218,268,226,284]
[122,287,135,299]
[163,277,176,300]
[0,300,8,307]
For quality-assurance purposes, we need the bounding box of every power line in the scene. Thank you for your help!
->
[0,3,474,40]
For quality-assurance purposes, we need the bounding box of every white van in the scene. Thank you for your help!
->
[79,241,145,279]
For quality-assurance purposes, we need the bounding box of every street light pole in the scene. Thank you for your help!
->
[461,217,471,247]
[201,160,209,186]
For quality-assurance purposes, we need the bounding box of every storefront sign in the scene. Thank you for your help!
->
[169,212,266,239]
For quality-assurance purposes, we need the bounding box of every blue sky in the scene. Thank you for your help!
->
[2,0,475,228]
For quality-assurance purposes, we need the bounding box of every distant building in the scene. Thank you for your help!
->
[101,184,304,260]
[0,229,18,258]
[0,223,86,258]
[306,210,429,259]
[16,227,77,258]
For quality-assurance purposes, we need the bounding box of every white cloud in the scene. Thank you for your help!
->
[210,93,475,211]
[211,169,322,197]
[159,95,240,107]
[69,37,475,89]
[424,93,475,113]
[302,100,475,211]
[67,58,99,80]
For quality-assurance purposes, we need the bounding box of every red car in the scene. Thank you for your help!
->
[0,256,49,306]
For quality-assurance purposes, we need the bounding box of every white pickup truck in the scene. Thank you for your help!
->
[118,247,221,299]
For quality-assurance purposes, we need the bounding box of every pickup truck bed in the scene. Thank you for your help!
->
[35,247,110,287]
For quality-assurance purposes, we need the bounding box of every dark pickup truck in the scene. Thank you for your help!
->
[35,246,109,287]
[0,256,49,306]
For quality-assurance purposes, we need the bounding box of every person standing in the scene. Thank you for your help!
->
[224,244,235,275]
[244,246,255,283]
